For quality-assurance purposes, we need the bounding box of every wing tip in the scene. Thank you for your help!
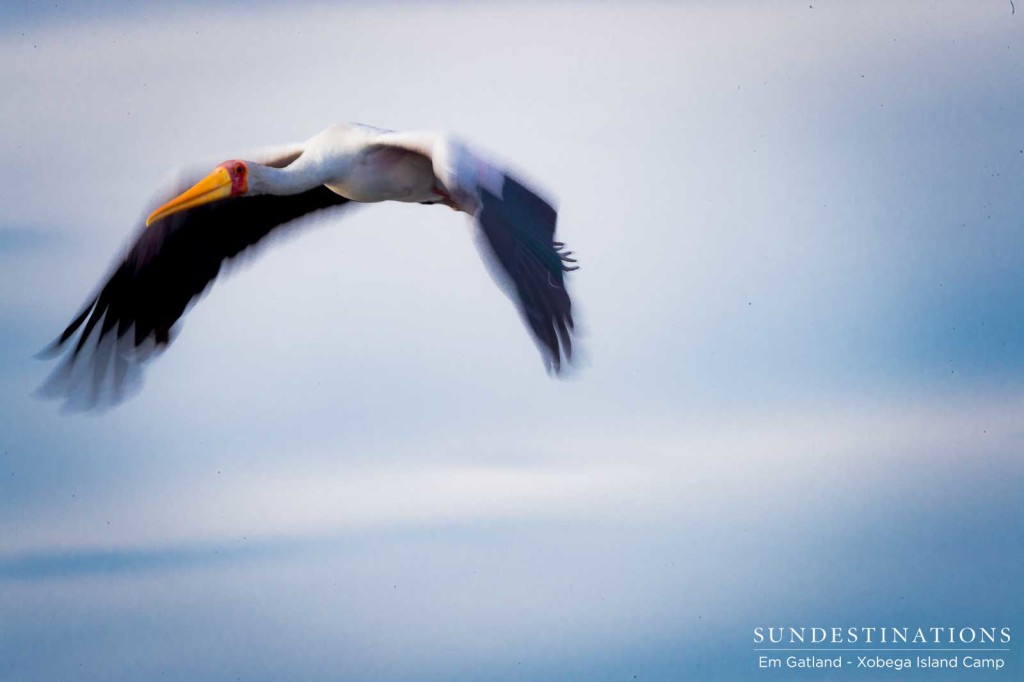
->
[37,297,100,360]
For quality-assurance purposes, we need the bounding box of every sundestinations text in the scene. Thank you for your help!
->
[753,626,1011,645]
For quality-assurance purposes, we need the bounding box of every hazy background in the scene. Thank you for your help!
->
[1,2,1022,679]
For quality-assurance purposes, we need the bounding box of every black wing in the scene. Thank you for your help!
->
[475,175,577,372]
[39,184,350,409]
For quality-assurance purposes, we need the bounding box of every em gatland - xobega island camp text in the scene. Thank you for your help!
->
[757,654,1005,671]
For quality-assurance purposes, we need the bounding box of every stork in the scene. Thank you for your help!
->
[40,123,578,408]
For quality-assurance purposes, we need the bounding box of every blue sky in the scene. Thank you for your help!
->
[1,2,1022,680]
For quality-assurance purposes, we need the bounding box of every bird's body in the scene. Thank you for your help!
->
[250,123,439,204]
[40,123,578,408]
[330,144,438,203]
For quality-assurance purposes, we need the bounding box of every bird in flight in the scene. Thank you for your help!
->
[39,123,578,408]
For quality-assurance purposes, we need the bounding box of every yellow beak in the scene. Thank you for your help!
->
[146,166,234,226]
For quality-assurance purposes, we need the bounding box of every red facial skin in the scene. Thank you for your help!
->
[220,160,248,195]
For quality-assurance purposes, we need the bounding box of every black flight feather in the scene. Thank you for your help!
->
[475,176,576,373]
[39,184,349,409]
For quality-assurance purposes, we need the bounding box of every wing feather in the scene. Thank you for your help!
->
[372,131,578,372]
[475,175,576,371]
[40,160,350,409]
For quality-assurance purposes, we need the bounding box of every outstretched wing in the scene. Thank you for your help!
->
[473,174,577,372]
[373,132,578,372]
[40,151,350,409]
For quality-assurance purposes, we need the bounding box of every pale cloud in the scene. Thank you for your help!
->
[3,389,1019,555]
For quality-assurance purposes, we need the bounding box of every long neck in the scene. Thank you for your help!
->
[249,156,328,196]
